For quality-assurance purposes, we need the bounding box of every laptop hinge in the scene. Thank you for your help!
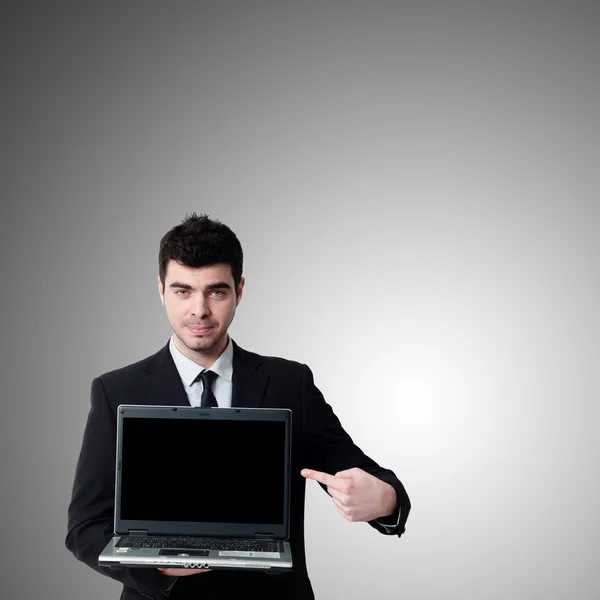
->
[128,529,148,536]
[254,533,274,539]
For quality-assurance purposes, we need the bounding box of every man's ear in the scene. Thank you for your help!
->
[157,276,165,307]
[236,277,245,307]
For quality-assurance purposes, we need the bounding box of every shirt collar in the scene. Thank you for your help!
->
[169,335,234,386]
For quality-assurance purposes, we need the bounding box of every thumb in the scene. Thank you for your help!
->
[334,467,362,478]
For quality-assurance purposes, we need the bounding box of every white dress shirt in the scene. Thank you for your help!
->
[169,335,233,407]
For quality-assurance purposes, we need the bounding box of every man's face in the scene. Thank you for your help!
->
[158,261,244,362]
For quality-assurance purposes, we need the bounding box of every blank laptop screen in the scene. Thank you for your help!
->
[120,417,286,525]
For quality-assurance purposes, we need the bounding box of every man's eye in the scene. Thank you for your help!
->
[211,290,225,297]
[175,290,189,296]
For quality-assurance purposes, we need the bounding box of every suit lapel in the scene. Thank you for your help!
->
[141,342,191,407]
[231,340,269,408]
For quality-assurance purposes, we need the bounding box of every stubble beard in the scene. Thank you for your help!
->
[175,324,229,358]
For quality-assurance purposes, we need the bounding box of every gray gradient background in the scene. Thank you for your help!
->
[2,2,599,599]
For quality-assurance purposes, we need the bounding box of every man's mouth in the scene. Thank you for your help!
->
[187,325,214,335]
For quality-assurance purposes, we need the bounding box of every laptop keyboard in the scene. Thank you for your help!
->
[116,536,283,553]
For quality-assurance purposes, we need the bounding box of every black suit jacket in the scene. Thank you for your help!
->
[65,340,410,599]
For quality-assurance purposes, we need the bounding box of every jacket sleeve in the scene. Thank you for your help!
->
[65,377,178,599]
[300,364,410,537]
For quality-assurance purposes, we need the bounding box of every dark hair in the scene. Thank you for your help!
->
[158,213,243,293]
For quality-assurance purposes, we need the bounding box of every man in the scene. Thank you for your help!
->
[65,213,411,600]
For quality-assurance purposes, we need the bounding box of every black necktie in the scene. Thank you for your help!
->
[195,370,218,408]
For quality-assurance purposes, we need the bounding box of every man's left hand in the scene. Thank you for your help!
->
[301,467,397,522]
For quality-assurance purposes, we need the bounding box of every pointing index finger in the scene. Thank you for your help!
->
[301,469,344,490]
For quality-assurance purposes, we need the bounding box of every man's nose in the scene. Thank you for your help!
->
[191,295,210,317]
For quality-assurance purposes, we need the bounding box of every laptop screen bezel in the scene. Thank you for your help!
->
[113,405,291,539]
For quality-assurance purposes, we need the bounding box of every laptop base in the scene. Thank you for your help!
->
[99,537,293,572]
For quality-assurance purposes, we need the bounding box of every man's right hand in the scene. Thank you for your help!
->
[158,567,212,576]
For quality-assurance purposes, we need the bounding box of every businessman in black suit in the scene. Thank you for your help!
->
[65,213,410,599]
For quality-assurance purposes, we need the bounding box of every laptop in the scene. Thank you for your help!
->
[98,404,293,572]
